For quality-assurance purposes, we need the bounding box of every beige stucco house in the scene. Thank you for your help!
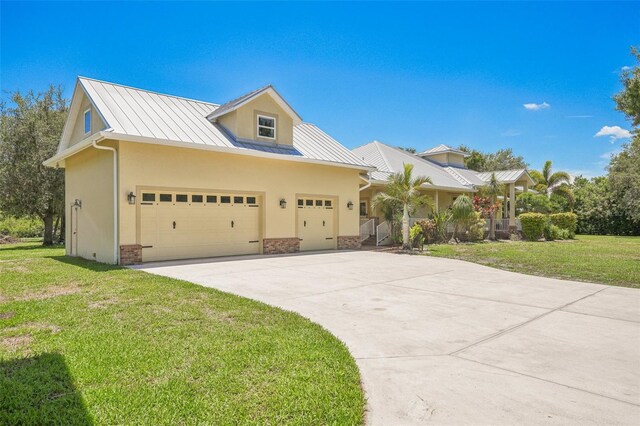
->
[353,141,534,244]
[44,77,372,264]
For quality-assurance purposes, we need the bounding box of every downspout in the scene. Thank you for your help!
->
[359,172,372,191]
[92,138,118,264]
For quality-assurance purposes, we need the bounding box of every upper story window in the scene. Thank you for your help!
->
[84,109,91,134]
[257,114,276,140]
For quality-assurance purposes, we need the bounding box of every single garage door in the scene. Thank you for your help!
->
[297,197,336,251]
[140,191,260,262]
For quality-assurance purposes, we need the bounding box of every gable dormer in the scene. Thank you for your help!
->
[417,144,469,168]
[207,85,302,147]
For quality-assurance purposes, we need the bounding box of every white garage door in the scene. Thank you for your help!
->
[297,197,336,251]
[140,191,260,262]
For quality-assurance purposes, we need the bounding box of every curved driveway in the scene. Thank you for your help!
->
[134,250,640,425]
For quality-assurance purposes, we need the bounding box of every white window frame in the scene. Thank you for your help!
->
[83,108,91,134]
[256,114,276,140]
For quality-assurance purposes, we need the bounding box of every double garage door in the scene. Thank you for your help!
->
[140,190,261,262]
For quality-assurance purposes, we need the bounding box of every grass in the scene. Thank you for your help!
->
[0,243,365,425]
[426,235,640,288]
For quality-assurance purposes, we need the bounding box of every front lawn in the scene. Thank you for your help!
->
[0,244,365,424]
[427,235,640,288]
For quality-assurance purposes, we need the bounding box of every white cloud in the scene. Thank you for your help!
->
[501,129,521,137]
[523,102,550,111]
[594,125,632,143]
[599,148,622,159]
[621,66,632,72]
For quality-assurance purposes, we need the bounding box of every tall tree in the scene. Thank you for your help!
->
[373,163,432,250]
[0,86,68,245]
[530,160,574,205]
[459,146,527,172]
[613,46,640,127]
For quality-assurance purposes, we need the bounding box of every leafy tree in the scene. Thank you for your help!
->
[373,163,432,249]
[398,146,417,154]
[476,172,503,240]
[459,146,527,172]
[607,137,640,225]
[0,86,68,245]
[516,192,551,215]
[613,46,640,126]
[529,160,574,205]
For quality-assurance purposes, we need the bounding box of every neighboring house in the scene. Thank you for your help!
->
[353,141,534,240]
[44,77,372,264]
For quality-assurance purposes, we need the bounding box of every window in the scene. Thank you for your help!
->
[298,199,304,207]
[324,200,332,207]
[192,195,203,203]
[246,196,256,204]
[221,196,231,204]
[160,194,172,202]
[234,196,244,204]
[176,194,188,202]
[315,200,323,206]
[305,199,313,206]
[84,109,91,134]
[360,202,367,216]
[142,193,155,202]
[257,115,276,139]
[206,195,217,203]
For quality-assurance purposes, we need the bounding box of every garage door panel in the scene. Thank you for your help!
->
[140,191,261,262]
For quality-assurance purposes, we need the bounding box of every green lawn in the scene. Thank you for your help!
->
[0,244,365,425]
[427,235,640,288]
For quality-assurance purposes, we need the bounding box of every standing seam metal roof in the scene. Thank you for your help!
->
[77,77,368,168]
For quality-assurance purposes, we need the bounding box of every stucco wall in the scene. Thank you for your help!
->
[217,93,294,146]
[68,93,106,147]
[116,141,361,248]
[64,143,116,263]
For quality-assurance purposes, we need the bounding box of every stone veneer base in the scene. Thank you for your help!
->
[263,238,300,254]
[337,235,361,250]
[120,244,142,265]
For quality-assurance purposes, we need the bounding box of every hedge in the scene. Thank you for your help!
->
[549,212,577,237]
[519,213,547,241]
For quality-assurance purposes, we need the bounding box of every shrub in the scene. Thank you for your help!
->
[543,223,563,241]
[519,213,546,241]
[0,213,43,238]
[409,223,425,249]
[468,211,486,242]
[516,193,551,214]
[549,212,577,238]
[558,228,571,240]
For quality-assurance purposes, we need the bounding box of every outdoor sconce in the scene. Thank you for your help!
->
[279,198,287,209]
[127,192,136,205]
[347,201,354,210]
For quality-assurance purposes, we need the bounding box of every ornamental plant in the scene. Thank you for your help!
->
[519,212,547,241]
[549,212,577,238]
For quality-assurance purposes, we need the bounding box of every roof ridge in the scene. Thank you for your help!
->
[78,76,219,106]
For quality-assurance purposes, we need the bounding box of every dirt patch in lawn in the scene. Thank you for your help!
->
[0,335,33,351]
[5,284,83,302]
[0,311,16,320]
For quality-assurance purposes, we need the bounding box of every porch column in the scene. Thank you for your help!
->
[435,190,439,213]
[509,183,516,227]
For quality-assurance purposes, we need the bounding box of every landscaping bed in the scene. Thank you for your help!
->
[0,243,365,424]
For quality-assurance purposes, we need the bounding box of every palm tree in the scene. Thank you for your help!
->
[372,163,433,250]
[450,194,475,242]
[530,160,574,204]
[479,173,504,240]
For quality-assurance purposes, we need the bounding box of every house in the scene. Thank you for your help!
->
[44,77,373,264]
[353,141,534,242]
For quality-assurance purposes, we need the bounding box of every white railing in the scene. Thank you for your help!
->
[486,218,522,232]
[376,221,391,246]
[360,219,375,242]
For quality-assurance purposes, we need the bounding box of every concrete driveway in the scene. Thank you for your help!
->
[134,250,640,425]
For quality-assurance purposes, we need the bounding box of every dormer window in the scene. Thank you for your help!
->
[84,109,91,134]
[257,114,276,140]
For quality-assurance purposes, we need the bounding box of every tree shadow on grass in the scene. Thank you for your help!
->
[0,353,92,425]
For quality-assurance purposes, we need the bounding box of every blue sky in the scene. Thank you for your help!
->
[2,1,638,177]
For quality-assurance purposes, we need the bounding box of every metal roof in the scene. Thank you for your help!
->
[73,77,367,168]
[476,169,533,184]
[444,166,487,186]
[352,141,474,191]
[418,144,469,157]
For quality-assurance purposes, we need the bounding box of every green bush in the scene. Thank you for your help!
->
[0,213,43,238]
[543,223,563,241]
[519,213,546,241]
[549,212,577,238]
[409,223,425,249]
[516,193,551,214]
[468,211,486,242]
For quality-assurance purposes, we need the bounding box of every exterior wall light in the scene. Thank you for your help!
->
[347,201,354,210]
[279,198,287,209]
[127,192,136,205]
